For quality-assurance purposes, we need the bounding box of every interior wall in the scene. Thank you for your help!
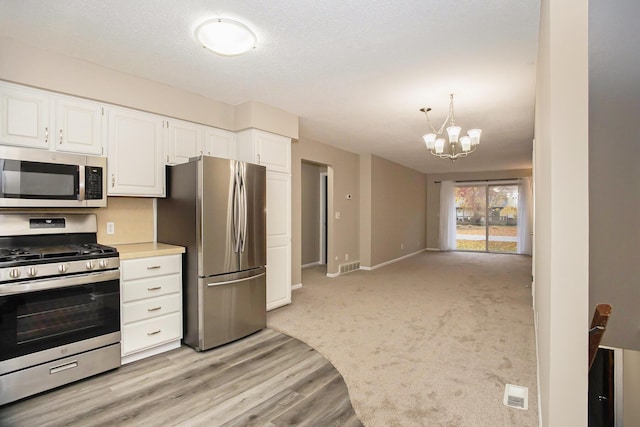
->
[425,169,532,249]
[589,1,640,351]
[534,0,589,425]
[301,162,325,266]
[369,155,426,267]
[291,138,360,284]
[359,154,373,267]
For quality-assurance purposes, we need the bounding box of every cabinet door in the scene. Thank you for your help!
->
[266,244,291,310]
[107,108,165,197]
[236,129,291,172]
[55,96,105,155]
[204,127,236,159]
[166,119,203,165]
[0,84,51,149]
[266,171,291,310]
[255,131,291,173]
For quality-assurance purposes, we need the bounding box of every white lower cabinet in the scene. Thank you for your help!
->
[120,254,182,364]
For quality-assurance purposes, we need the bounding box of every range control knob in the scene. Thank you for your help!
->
[58,264,69,274]
[9,268,21,279]
[86,260,96,270]
[99,259,109,269]
[26,267,38,277]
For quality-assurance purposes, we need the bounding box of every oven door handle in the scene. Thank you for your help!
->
[0,270,120,296]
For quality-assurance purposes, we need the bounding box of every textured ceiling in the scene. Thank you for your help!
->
[0,0,540,173]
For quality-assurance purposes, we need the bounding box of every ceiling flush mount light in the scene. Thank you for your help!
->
[195,18,256,56]
[420,94,481,161]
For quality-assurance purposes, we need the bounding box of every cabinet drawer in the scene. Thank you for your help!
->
[122,293,181,324]
[121,274,181,303]
[122,312,182,356]
[121,255,181,281]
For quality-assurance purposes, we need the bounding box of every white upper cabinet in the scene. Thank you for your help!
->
[236,129,291,173]
[107,107,165,197]
[0,82,106,155]
[204,127,236,159]
[0,83,51,150]
[54,95,105,156]
[166,119,204,165]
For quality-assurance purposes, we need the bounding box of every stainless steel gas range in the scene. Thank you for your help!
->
[0,213,121,405]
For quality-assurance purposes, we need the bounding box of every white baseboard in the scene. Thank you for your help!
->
[426,247,440,251]
[364,249,426,271]
[291,282,303,290]
[326,271,340,278]
[302,261,321,269]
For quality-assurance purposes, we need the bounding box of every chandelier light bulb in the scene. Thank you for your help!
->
[467,129,482,146]
[446,126,461,143]
[460,136,471,152]
[423,133,437,149]
[435,138,445,154]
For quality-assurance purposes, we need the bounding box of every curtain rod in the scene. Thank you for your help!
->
[433,178,521,184]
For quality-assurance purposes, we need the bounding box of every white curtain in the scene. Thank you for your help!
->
[517,177,533,255]
[439,181,457,251]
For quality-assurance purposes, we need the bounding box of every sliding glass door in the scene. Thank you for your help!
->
[455,184,518,253]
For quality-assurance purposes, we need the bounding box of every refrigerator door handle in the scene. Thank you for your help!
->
[206,272,266,287]
[241,162,248,253]
[232,161,241,253]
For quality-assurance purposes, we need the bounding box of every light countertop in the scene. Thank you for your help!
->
[113,242,185,260]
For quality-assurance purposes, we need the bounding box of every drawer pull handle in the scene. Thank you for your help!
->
[147,330,161,336]
[50,361,78,375]
[147,306,162,312]
[147,265,161,270]
[147,286,162,291]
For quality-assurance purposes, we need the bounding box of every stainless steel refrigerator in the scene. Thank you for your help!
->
[157,156,266,351]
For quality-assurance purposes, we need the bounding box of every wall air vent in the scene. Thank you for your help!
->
[339,261,360,274]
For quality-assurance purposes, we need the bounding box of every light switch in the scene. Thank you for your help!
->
[335,211,341,219]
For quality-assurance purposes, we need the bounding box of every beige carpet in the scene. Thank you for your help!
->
[267,251,538,427]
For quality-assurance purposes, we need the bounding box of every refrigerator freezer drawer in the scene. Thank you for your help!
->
[193,272,266,351]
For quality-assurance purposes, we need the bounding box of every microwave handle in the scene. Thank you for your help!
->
[78,165,86,201]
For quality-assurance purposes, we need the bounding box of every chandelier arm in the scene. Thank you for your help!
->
[422,109,451,135]
[426,144,477,161]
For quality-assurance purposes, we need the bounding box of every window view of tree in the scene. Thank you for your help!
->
[455,186,486,251]
[455,184,518,253]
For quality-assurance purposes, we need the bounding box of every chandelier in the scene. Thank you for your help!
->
[420,94,481,161]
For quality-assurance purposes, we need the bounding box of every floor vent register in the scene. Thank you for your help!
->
[503,384,529,410]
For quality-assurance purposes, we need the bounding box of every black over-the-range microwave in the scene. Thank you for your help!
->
[0,146,107,208]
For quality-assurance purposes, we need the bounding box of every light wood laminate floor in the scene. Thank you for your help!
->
[0,329,363,427]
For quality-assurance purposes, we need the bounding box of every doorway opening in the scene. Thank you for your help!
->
[301,161,329,275]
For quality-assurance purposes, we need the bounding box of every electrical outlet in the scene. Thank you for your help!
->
[345,253,349,261]
[401,243,404,250]
[106,222,115,235]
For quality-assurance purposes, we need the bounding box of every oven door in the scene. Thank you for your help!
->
[0,270,120,374]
